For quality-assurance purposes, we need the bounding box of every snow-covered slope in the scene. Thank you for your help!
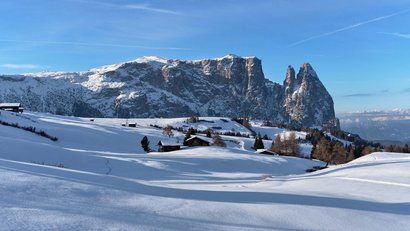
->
[0,111,409,230]
[0,55,338,128]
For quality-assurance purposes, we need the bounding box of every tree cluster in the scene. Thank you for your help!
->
[312,138,349,165]
[270,132,300,156]
[385,144,410,153]
[305,127,383,164]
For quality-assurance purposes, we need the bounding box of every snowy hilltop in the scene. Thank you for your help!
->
[0,54,338,128]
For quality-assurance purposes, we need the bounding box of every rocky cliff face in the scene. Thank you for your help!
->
[0,54,338,128]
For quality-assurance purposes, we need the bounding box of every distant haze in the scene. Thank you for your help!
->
[338,109,410,144]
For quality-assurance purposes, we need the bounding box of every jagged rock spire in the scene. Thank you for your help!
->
[284,62,337,129]
[297,62,318,82]
[284,65,296,86]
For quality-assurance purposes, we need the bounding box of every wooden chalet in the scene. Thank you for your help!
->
[185,135,211,147]
[0,103,23,113]
[157,140,181,152]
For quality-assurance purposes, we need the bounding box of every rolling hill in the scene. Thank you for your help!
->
[0,111,409,230]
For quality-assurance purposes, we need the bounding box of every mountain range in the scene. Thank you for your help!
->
[339,109,410,145]
[0,54,337,128]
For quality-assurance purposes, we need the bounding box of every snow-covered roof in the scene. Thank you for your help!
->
[0,103,21,107]
[185,135,213,143]
[255,149,277,155]
[158,140,181,146]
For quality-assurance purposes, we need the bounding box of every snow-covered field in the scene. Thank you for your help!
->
[0,111,409,230]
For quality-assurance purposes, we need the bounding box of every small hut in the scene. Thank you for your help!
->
[185,135,211,147]
[157,141,181,152]
[0,103,23,113]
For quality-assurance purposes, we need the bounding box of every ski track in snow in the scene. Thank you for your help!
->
[338,177,410,188]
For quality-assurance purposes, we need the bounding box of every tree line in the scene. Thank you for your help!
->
[253,129,383,165]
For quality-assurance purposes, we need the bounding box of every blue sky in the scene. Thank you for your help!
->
[0,0,409,113]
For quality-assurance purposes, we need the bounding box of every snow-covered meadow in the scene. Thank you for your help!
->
[0,111,409,230]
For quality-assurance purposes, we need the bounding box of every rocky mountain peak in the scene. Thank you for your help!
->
[283,62,337,128]
[284,65,296,87]
[133,56,170,64]
[297,62,318,81]
[0,55,338,128]
[224,53,241,59]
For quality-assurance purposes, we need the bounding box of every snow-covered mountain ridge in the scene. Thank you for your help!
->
[339,109,410,144]
[0,54,337,128]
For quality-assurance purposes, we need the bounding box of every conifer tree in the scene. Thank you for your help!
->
[205,129,212,138]
[140,136,151,153]
[403,144,409,153]
[253,135,264,150]
[183,127,196,145]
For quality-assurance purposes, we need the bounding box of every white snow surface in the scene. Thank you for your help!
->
[0,111,409,230]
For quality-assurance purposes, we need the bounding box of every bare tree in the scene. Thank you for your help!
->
[271,135,283,154]
[242,117,251,129]
[286,132,300,156]
[163,125,174,138]
[313,137,331,165]
[362,145,373,155]
[212,134,226,147]
[346,144,355,162]
[331,142,347,164]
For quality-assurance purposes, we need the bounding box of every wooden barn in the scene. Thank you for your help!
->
[157,141,181,152]
[0,103,23,113]
[185,136,211,147]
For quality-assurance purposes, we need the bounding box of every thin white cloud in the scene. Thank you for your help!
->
[68,0,181,15]
[124,4,181,15]
[0,39,192,50]
[381,32,410,39]
[289,8,410,47]
[0,64,41,69]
